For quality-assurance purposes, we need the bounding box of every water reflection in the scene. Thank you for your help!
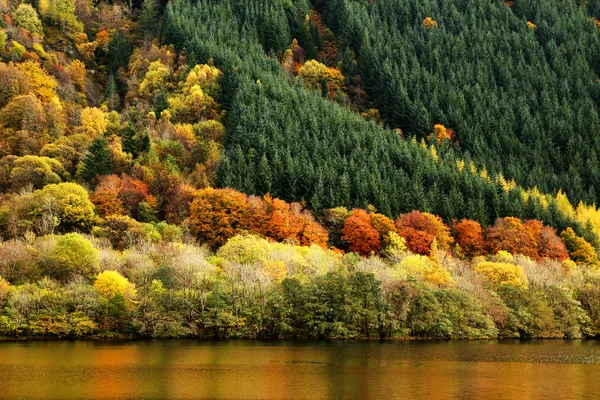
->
[1,340,600,399]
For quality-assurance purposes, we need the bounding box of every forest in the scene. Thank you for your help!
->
[1,0,600,339]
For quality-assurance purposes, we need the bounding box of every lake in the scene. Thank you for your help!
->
[1,340,600,399]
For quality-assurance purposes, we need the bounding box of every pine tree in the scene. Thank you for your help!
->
[81,137,114,185]
[107,31,133,74]
[139,0,159,35]
[122,123,139,158]
[105,75,121,111]
[257,154,273,194]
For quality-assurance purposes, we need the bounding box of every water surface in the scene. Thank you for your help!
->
[1,339,599,399]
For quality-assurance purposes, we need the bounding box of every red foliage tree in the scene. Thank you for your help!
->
[395,210,452,255]
[537,226,569,260]
[485,217,538,259]
[341,209,381,255]
[454,219,486,258]
[120,174,154,218]
[164,183,196,225]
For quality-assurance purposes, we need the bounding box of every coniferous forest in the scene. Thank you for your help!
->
[2,0,600,339]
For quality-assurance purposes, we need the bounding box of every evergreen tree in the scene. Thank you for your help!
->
[139,0,159,34]
[122,123,139,158]
[257,154,273,194]
[107,31,133,74]
[81,137,114,185]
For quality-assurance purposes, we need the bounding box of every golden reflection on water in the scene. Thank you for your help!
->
[1,340,600,399]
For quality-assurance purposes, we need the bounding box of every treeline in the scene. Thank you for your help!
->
[1,230,599,339]
[319,0,600,206]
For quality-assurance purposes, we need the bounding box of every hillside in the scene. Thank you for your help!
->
[1,0,600,339]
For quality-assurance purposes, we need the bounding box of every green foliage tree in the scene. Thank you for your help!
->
[42,233,100,282]
[13,4,43,35]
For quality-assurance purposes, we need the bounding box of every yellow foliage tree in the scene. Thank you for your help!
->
[429,124,452,143]
[263,260,287,282]
[423,17,438,29]
[474,261,529,289]
[217,234,271,265]
[183,64,221,97]
[69,60,86,91]
[17,62,58,103]
[560,227,597,265]
[139,61,170,99]
[79,107,108,138]
[396,254,452,287]
[298,59,327,90]
[94,270,137,306]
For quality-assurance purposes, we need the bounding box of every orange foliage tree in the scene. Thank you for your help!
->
[189,188,249,249]
[119,174,155,218]
[341,209,381,255]
[91,174,156,220]
[454,219,486,258]
[91,174,124,217]
[244,194,328,247]
[486,217,538,259]
[395,210,452,255]
[265,196,299,242]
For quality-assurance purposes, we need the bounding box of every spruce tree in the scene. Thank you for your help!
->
[139,0,159,35]
[81,136,114,185]
[257,154,273,194]
[122,123,139,158]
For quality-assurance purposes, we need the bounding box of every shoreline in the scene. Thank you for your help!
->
[0,335,593,342]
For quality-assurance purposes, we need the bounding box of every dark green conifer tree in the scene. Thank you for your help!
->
[81,136,114,185]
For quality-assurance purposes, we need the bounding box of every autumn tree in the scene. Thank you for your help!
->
[189,188,249,249]
[341,209,381,255]
[94,270,137,306]
[79,107,108,138]
[538,226,569,261]
[91,174,124,217]
[474,261,529,289]
[454,219,486,258]
[6,155,67,191]
[69,60,86,92]
[0,94,48,155]
[561,227,597,265]
[32,182,96,233]
[485,217,538,259]
[395,211,452,255]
